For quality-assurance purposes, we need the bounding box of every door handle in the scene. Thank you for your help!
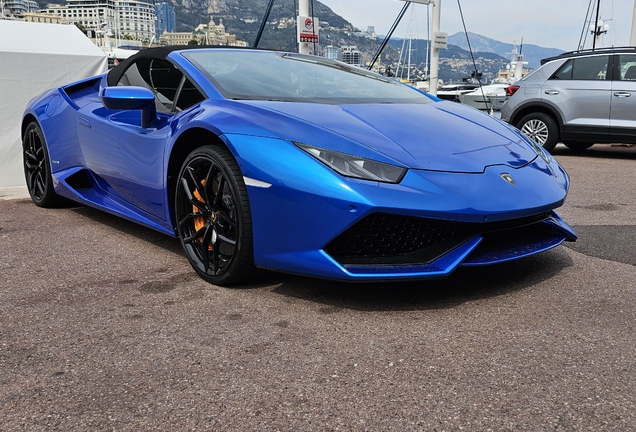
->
[78,117,92,128]
[544,90,559,95]
[614,92,632,98]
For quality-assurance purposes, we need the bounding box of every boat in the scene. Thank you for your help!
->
[458,43,528,111]
[458,83,508,111]
[97,30,142,68]
[435,83,480,102]
[104,45,140,68]
[492,44,529,84]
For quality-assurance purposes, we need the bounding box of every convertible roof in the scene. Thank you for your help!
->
[108,46,184,86]
[107,45,267,86]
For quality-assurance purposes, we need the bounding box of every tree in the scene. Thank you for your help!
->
[75,22,87,34]
[188,39,199,45]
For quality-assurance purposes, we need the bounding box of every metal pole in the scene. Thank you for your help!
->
[299,0,309,53]
[368,2,410,71]
[407,37,412,82]
[631,0,636,46]
[592,0,601,50]
[429,0,440,96]
[254,0,275,48]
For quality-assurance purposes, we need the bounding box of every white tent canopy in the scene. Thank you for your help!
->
[0,20,107,187]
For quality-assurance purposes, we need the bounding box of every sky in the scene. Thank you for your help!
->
[318,0,636,51]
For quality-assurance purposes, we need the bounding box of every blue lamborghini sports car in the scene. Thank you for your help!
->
[22,46,577,285]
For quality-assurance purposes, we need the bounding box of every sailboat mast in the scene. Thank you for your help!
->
[592,0,601,50]
[407,37,412,81]
[631,0,636,45]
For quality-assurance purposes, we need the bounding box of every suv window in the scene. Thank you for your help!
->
[117,58,205,113]
[618,55,636,80]
[551,55,610,80]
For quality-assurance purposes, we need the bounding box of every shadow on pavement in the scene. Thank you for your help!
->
[552,144,636,160]
[70,205,183,256]
[64,202,580,312]
[565,225,636,267]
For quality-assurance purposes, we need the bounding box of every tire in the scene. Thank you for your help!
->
[174,145,256,286]
[22,121,67,208]
[563,141,594,151]
[517,112,559,152]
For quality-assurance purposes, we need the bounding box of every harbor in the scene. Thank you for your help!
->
[2,0,636,430]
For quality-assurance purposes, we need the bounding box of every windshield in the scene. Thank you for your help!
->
[182,50,434,104]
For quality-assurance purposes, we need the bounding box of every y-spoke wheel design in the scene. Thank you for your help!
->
[23,121,65,207]
[521,120,549,144]
[517,112,559,152]
[175,145,256,286]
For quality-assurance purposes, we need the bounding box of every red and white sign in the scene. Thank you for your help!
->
[297,15,319,43]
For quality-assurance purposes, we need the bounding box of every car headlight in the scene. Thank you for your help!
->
[501,120,552,165]
[526,136,551,165]
[295,143,407,184]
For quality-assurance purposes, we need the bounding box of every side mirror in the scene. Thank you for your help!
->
[99,86,157,128]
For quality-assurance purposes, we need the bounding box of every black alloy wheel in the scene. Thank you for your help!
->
[22,121,66,207]
[175,145,256,286]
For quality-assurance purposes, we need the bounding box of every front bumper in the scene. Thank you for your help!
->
[225,134,575,281]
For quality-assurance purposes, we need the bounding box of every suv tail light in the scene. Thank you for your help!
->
[506,85,520,97]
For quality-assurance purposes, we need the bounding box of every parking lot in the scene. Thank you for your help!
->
[1,144,635,430]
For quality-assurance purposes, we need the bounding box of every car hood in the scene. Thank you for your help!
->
[226,100,538,173]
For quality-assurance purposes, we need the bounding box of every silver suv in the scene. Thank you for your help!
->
[501,47,636,151]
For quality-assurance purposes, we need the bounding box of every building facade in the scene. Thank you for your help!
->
[41,0,156,42]
[160,30,195,46]
[339,46,362,67]
[353,26,376,39]
[161,17,248,47]
[22,11,69,24]
[325,45,339,61]
[4,0,38,16]
[154,2,175,40]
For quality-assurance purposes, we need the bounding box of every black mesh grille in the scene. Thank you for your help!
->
[325,212,551,266]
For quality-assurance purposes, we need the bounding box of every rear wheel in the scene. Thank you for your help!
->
[174,145,256,286]
[563,141,594,151]
[517,112,559,152]
[22,121,66,207]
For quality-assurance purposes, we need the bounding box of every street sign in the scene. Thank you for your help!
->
[297,16,319,43]
[433,31,448,49]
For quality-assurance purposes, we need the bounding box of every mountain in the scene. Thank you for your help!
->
[172,0,354,49]
[448,32,564,69]
[162,0,511,83]
[387,38,510,83]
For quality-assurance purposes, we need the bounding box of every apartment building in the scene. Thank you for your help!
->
[41,0,156,41]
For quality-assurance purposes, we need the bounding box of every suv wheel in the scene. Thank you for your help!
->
[563,141,594,151]
[517,113,559,152]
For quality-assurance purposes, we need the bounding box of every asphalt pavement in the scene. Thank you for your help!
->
[1,144,635,430]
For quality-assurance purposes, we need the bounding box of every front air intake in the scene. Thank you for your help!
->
[324,212,552,266]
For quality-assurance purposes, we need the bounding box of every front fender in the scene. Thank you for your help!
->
[509,100,565,130]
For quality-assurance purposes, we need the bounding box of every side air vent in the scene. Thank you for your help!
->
[65,169,94,190]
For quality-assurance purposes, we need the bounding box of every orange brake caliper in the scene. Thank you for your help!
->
[192,179,213,250]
